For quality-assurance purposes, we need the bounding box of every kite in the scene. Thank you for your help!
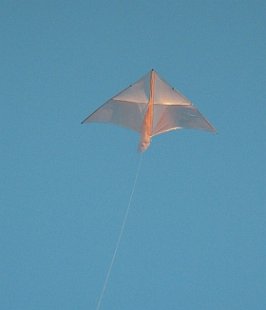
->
[82,69,215,151]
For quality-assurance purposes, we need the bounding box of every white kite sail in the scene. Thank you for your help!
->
[82,69,216,151]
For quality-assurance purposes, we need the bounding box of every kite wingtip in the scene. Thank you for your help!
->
[81,117,88,124]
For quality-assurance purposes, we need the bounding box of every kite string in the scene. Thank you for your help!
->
[96,153,143,310]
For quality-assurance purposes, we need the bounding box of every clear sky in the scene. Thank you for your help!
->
[1,1,266,309]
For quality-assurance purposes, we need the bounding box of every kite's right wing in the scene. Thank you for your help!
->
[152,104,216,137]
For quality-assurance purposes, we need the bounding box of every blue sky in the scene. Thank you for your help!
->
[1,1,266,309]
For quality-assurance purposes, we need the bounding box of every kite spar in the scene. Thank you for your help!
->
[82,69,215,309]
[138,68,155,151]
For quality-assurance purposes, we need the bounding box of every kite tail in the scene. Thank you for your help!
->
[95,153,143,310]
[138,132,151,152]
[138,97,153,152]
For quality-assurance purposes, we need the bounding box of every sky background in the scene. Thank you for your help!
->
[1,1,266,309]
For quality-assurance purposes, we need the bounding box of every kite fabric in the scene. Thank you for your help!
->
[82,69,216,151]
